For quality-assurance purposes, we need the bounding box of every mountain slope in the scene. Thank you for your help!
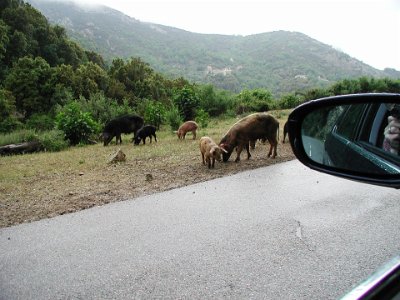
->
[27,0,399,96]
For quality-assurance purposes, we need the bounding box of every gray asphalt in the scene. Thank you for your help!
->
[1,160,399,300]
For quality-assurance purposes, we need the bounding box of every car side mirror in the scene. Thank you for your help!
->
[287,93,400,188]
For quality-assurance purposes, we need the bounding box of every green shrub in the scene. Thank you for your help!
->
[0,117,22,133]
[165,106,183,131]
[38,130,69,152]
[0,89,22,133]
[78,93,135,126]
[173,86,199,121]
[25,114,55,131]
[56,101,100,145]
[136,99,166,128]
[234,88,273,114]
[277,94,302,109]
[195,109,209,128]
[197,85,233,117]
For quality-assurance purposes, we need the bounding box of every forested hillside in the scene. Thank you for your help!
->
[28,0,400,96]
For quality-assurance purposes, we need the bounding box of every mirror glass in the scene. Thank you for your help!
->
[301,102,400,175]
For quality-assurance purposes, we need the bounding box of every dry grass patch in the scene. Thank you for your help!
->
[0,111,295,228]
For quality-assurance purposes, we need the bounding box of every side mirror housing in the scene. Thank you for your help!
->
[287,93,400,188]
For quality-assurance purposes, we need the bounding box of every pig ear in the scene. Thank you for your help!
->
[210,148,215,155]
[219,144,229,153]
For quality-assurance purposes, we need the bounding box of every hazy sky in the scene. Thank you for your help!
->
[75,0,400,71]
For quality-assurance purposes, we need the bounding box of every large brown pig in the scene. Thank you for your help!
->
[199,137,226,168]
[177,121,198,140]
[219,113,279,162]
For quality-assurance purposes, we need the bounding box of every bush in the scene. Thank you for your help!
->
[165,106,183,131]
[173,86,199,121]
[56,101,100,145]
[38,130,69,152]
[78,93,135,126]
[195,109,209,128]
[277,94,302,109]
[25,114,55,131]
[197,85,233,117]
[234,88,273,114]
[136,99,166,128]
[0,117,22,133]
[0,89,22,133]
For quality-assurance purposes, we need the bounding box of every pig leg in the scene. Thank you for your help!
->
[153,133,157,142]
[192,130,197,140]
[207,157,211,168]
[245,143,251,160]
[116,134,122,145]
[235,144,244,162]
[201,152,205,165]
[267,138,278,158]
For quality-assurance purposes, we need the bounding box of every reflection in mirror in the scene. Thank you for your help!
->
[301,102,400,175]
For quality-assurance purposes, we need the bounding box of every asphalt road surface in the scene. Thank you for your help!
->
[1,160,399,300]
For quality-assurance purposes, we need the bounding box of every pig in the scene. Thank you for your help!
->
[177,121,198,140]
[134,125,157,145]
[102,115,144,146]
[219,112,279,162]
[199,136,226,168]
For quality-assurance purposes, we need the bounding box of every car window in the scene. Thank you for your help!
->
[331,103,400,168]
[334,103,367,140]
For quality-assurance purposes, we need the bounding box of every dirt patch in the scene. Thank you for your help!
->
[0,137,295,228]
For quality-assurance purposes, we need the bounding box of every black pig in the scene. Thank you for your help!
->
[102,115,144,146]
[134,125,157,145]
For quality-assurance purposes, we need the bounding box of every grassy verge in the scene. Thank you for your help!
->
[0,110,294,228]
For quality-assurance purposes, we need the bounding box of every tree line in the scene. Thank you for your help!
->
[1,0,400,148]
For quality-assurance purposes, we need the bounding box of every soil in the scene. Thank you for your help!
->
[0,141,295,228]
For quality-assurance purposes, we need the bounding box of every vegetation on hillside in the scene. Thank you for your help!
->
[27,0,400,96]
[1,0,400,153]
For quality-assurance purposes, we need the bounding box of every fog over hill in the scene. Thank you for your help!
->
[27,0,400,96]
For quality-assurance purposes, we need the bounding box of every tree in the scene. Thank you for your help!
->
[4,56,56,118]
[197,84,233,116]
[0,20,10,80]
[278,93,302,109]
[0,88,21,132]
[73,62,108,99]
[173,85,199,121]
[234,88,273,114]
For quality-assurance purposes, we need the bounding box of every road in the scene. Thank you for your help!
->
[1,160,399,299]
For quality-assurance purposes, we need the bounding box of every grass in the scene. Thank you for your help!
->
[0,110,295,228]
[0,129,38,146]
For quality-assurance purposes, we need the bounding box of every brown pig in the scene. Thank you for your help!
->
[199,136,226,168]
[177,121,198,140]
[219,112,279,162]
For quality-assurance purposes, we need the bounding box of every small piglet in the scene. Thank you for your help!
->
[177,121,198,140]
[199,136,226,169]
[134,125,157,145]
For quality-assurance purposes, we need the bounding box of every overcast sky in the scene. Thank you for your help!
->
[75,0,399,71]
